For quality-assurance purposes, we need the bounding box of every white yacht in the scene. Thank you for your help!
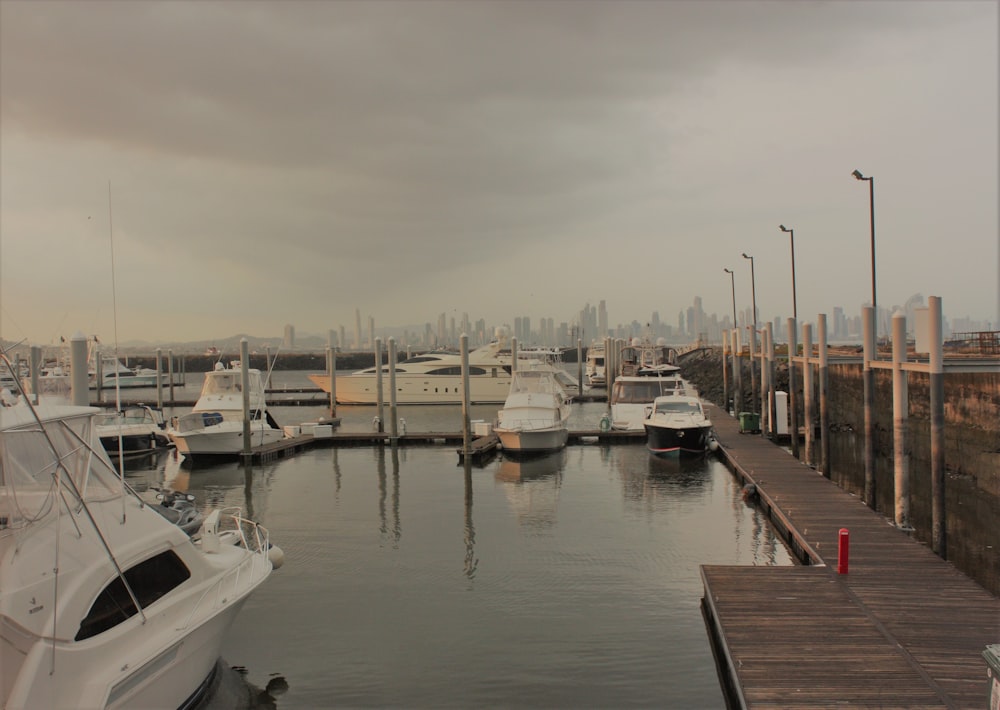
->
[309,331,515,405]
[494,361,572,454]
[0,401,278,709]
[608,335,691,431]
[169,362,285,459]
[585,342,606,388]
[90,353,161,390]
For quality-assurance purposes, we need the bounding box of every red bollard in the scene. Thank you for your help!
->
[837,528,849,574]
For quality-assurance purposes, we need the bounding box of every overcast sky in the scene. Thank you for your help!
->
[1,0,997,346]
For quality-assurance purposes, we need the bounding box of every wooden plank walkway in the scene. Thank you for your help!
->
[702,403,1000,709]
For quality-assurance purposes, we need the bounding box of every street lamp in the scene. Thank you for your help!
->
[853,169,876,341]
[742,252,758,416]
[779,225,797,320]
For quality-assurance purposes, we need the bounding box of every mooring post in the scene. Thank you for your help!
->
[892,310,911,530]
[748,327,758,416]
[818,314,830,477]
[577,338,584,394]
[511,337,518,373]
[389,337,398,443]
[732,328,743,414]
[375,337,384,434]
[862,306,876,508]
[766,322,776,438]
[326,347,337,417]
[928,296,946,556]
[787,317,799,459]
[802,323,814,467]
[155,348,163,408]
[168,350,175,404]
[30,345,41,406]
[721,330,730,414]
[461,334,471,456]
[240,338,251,456]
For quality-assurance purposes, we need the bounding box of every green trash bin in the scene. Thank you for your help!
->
[738,412,760,434]
[984,644,1000,709]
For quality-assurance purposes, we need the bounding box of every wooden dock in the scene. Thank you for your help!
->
[702,403,999,709]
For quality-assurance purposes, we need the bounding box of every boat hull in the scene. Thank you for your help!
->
[643,422,713,457]
[496,426,569,454]
[171,423,285,457]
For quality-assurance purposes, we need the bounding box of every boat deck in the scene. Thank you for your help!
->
[702,403,999,708]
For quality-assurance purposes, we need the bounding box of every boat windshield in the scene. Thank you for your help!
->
[655,400,702,414]
[1,407,120,526]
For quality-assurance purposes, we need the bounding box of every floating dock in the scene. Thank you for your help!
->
[701,403,999,708]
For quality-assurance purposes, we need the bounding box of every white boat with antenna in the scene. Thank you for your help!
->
[168,361,285,459]
[0,397,280,709]
[585,341,606,388]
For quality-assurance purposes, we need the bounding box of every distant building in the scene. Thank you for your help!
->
[283,324,295,350]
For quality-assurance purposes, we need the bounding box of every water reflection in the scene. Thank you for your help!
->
[494,449,565,531]
[463,461,477,581]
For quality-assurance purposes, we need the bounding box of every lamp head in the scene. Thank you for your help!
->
[852,169,866,180]
[724,267,732,274]
[742,252,752,260]
[779,224,790,232]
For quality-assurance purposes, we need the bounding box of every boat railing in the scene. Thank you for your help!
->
[176,509,272,631]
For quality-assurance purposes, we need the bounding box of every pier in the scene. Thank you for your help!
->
[700,402,999,708]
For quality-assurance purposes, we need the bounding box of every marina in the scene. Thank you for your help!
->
[124,401,795,709]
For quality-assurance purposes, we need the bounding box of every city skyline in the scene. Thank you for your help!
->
[2,2,996,345]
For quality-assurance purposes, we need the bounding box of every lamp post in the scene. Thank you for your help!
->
[779,225,800,457]
[742,252,758,416]
[778,225,797,320]
[724,267,741,415]
[852,169,876,342]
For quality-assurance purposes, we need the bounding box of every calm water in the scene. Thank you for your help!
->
[123,373,795,709]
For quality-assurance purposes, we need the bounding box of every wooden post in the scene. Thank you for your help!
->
[892,311,911,530]
[722,330,730,414]
[375,337,384,434]
[155,348,163,408]
[766,322,776,438]
[863,306,876,508]
[928,296,945,556]
[240,339,251,456]
[389,338,398,442]
[787,318,799,459]
[461,334,471,456]
[818,314,830,477]
[803,322,814,467]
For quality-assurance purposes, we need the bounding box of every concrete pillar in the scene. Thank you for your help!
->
[240,339,251,455]
[71,333,89,406]
[461,334,471,455]
[155,348,163,408]
[389,338,398,442]
[766,323,776,438]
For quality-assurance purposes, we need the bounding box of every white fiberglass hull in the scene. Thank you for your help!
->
[171,423,285,457]
[309,372,513,405]
[496,426,569,453]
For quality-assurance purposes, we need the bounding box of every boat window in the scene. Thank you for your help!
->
[424,366,487,376]
[75,550,191,641]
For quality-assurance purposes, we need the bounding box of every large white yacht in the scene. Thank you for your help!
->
[309,331,515,405]
[494,361,572,454]
[0,401,278,709]
[169,361,285,458]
